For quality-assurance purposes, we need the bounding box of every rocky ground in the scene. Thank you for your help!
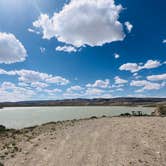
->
[1,117,166,166]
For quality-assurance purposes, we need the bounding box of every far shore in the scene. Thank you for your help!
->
[0,104,156,108]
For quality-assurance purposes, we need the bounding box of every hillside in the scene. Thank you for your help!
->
[0,97,166,107]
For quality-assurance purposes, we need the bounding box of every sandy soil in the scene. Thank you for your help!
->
[1,117,166,166]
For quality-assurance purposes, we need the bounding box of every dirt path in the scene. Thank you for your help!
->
[2,117,166,166]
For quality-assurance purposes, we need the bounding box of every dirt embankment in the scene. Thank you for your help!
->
[1,117,166,166]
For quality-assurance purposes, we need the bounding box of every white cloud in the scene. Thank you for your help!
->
[161,82,166,87]
[119,63,140,73]
[116,88,123,91]
[130,80,161,92]
[98,93,112,98]
[18,82,29,87]
[67,85,83,92]
[133,73,142,79]
[33,0,126,47]
[44,88,62,94]
[63,92,84,99]
[162,39,166,43]
[65,83,113,99]
[1,82,16,90]
[114,76,128,84]
[0,82,35,102]
[0,32,27,64]
[56,45,76,53]
[45,76,69,85]
[64,85,84,98]
[31,82,48,88]
[114,53,120,59]
[147,73,166,81]
[40,47,45,53]
[0,68,16,75]
[143,60,161,69]
[86,79,110,88]
[133,73,138,76]
[124,21,133,33]
[112,84,124,88]
[15,70,50,83]
[85,88,104,96]
[85,88,113,98]
[119,60,161,73]
[28,28,40,35]
[28,28,35,33]
[0,68,69,85]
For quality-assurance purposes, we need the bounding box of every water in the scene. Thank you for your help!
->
[0,106,154,129]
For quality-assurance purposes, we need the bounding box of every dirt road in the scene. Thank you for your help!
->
[2,117,166,166]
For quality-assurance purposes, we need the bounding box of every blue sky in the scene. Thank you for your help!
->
[0,0,166,101]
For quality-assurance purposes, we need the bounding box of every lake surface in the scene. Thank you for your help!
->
[0,106,154,129]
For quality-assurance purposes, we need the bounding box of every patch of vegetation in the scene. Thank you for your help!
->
[120,113,131,116]
[0,162,4,166]
[90,116,98,119]
[120,111,148,117]
[0,125,6,133]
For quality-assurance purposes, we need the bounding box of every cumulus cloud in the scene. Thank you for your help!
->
[119,60,161,73]
[64,85,84,98]
[86,79,110,88]
[56,45,76,53]
[119,63,140,73]
[67,86,84,92]
[124,21,133,33]
[85,88,104,96]
[43,88,62,94]
[130,80,161,92]
[85,88,113,98]
[33,0,126,47]
[143,60,161,69]
[46,76,69,85]
[31,82,48,88]
[147,73,166,81]
[65,84,113,99]
[0,68,16,75]
[0,82,35,102]
[114,76,128,84]
[63,91,84,99]
[0,68,69,85]
[0,32,27,64]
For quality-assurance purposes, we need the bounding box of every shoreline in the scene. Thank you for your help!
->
[0,113,154,130]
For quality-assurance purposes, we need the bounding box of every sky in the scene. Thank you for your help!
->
[0,0,166,101]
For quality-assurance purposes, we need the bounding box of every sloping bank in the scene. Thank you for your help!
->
[0,116,166,166]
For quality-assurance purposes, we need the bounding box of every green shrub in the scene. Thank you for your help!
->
[0,125,6,132]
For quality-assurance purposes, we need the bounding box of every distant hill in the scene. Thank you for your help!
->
[0,97,166,107]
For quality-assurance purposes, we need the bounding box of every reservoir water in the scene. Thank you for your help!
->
[0,106,154,129]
